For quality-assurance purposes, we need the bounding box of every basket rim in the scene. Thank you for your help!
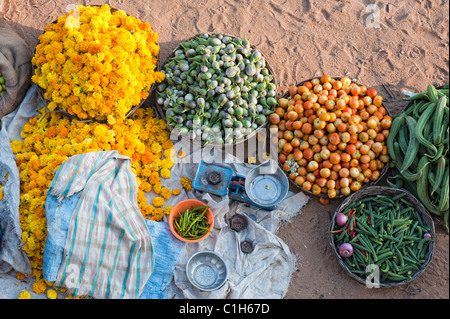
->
[154,32,277,149]
[277,76,391,198]
[328,186,436,288]
[33,5,160,124]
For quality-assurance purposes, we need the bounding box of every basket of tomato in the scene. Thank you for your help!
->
[270,75,392,199]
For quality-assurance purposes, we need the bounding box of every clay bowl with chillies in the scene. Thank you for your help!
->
[169,199,214,243]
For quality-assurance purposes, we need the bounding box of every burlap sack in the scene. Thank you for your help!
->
[0,18,32,120]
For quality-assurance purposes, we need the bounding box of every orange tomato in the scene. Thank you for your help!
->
[316,177,327,188]
[311,184,322,195]
[295,175,305,186]
[373,95,383,107]
[270,113,280,124]
[341,153,351,162]
[330,152,341,164]
[329,132,341,145]
[292,121,303,130]
[301,123,313,134]
[328,189,337,199]
[339,167,350,178]
[293,150,303,161]
[321,74,332,83]
[302,181,312,191]
[278,98,289,108]
[345,143,356,155]
[289,85,298,96]
[303,148,314,159]
[320,168,331,178]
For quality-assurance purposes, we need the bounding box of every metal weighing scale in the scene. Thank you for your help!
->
[192,160,289,211]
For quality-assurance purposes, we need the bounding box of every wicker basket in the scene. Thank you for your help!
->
[277,77,391,198]
[33,6,159,124]
[328,186,435,287]
[153,33,278,149]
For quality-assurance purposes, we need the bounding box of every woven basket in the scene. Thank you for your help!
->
[153,33,277,149]
[277,77,391,198]
[33,6,159,123]
[328,186,435,287]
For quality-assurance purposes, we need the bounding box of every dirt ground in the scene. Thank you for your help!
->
[1,0,449,299]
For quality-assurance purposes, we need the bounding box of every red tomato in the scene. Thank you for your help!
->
[367,88,378,98]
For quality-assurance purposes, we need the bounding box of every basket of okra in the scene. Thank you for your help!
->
[329,186,435,287]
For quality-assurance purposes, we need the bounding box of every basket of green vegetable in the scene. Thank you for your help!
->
[329,186,435,287]
[155,33,278,147]
[387,83,449,232]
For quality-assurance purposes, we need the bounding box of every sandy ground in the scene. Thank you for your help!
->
[1,0,449,299]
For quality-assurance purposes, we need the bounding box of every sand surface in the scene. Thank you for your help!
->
[1,0,449,299]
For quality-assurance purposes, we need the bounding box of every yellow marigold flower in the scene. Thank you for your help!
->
[162,140,173,150]
[163,148,175,159]
[18,291,31,299]
[16,272,26,281]
[150,142,162,154]
[153,183,162,194]
[151,208,164,222]
[160,187,172,200]
[163,205,173,215]
[152,196,164,207]
[32,280,47,294]
[172,189,181,196]
[160,168,171,179]
[161,158,174,169]
[180,176,192,191]
[47,289,58,299]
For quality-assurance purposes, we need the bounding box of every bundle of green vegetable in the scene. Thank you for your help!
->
[157,33,277,145]
[0,71,6,96]
[387,83,449,232]
[331,192,434,285]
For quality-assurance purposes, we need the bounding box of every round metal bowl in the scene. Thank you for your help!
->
[245,159,289,209]
[186,251,228,291]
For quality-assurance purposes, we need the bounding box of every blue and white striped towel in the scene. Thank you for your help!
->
[45,151,154,299]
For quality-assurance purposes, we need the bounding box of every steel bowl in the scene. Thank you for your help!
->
[186,251,228,291]
[245,159,289,209]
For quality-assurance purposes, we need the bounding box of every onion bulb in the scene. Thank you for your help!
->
[338,243,354,258]
[335,213,348,227]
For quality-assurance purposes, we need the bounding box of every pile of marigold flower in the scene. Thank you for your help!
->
[31,4,165,124]
[11,107,182,293]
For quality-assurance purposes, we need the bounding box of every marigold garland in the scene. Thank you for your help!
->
[11,107,175,289]
[31,4,165,124]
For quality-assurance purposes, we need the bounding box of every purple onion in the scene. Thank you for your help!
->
[338,243,354,258]
[423,233,432,239]
[335,213,348,227]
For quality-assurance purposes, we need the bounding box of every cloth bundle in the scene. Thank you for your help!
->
[0,18,33,120]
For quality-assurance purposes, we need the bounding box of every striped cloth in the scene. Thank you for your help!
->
[47,151,154,299]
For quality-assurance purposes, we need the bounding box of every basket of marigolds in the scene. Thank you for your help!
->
[329,186,435,287]
[31,4,164,125]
